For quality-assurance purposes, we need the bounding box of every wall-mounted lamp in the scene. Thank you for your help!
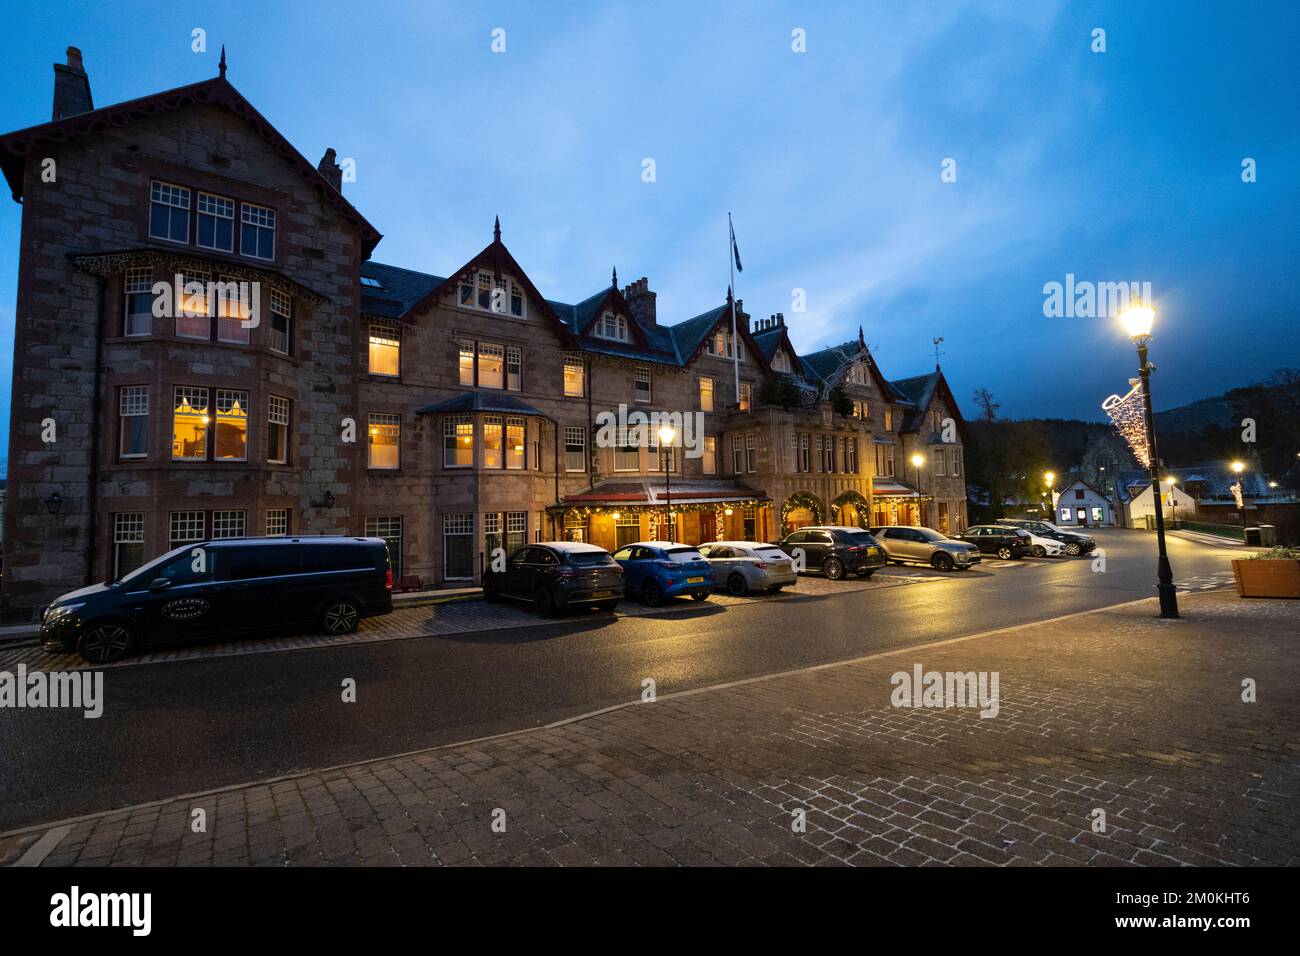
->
[44,491,63,515]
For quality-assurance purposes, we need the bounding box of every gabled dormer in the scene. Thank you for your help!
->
[750,312,805,377]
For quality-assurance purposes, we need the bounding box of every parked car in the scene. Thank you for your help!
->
[40,536,394,663]
[482,541,623,617]
[867,525,981,571]
[954,525,1034,560]
[778,526,888,580]
[995,519,1096,556]
[612,541,713,605]
[697,541,798,595]
[1018,528,1067,558]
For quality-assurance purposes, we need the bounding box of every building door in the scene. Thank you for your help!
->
[1076,508,1088,526]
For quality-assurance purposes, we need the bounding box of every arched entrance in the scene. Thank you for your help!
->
[831,490,871,528]
[781,491,825,535]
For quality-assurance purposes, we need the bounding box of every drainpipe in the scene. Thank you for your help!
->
[83,274,106,585]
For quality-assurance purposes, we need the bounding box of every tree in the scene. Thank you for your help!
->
[828,384,854,417]
[758,377,803,410]
[972,387,1000,423]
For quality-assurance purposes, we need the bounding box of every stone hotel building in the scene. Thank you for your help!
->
[0,49,970,621]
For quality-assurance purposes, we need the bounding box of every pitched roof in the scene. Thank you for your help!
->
[889,368,971,442]
[414,392,545,416]
[0,73,382,254]
[360,262,446,319]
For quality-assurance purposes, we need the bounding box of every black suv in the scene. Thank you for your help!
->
[482,542,624,617]
[777,526,888,580]
[41,537,394,663]
[954,525,1034,560]
[995,519,1096,556]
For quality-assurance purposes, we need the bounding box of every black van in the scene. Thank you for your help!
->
[40,536,394,663]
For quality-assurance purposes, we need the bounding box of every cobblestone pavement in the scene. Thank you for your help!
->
[3,588,1294,867]
[0,561,969,672]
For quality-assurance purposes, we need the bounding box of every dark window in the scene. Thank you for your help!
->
[226,545,301,580]
[301,545,374,573]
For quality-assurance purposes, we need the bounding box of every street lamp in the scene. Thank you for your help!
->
[910,453,925,526]
[1164,475,1178,529]
[659,425,675,540]
[1230,460,1246,526]
[1118,302,1178,618]
[1044,470,1056,519]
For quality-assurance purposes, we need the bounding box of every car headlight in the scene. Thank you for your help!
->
[44,602,85,621]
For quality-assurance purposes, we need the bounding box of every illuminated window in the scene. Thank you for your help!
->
[846,363,869,386]
[172,386,209,461]
[699,377,714,412]
[739,382,752,411]
[458,339,475,386]
[484,416,504,469]
[506,417,525,470]
[478,343,505,389]
[702,436,717,475]
[215,390,249,461]
[368,413,400,469]
[369,322,400,376]
[444,414,473,468]
[564,356,585,397]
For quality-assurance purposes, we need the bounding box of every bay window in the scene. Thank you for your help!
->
[267,395,290,465]
[215,390,249,461]
[444,414,473,468]
[119,385,149,459]
[172,386,209,461]
[124,267,153,336]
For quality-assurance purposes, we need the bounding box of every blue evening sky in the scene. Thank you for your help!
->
[1,0,1296,464]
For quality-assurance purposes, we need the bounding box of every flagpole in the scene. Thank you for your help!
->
[729,213,739,402]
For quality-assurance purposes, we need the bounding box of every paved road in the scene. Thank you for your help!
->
[0,529,1239,828]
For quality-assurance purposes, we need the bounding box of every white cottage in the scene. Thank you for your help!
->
[1052,480,1116,527]
[1117,479,1197,529]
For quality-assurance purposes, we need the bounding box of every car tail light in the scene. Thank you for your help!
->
[846,546,863,553]
[385,568,393,590]
[752,560,768,570]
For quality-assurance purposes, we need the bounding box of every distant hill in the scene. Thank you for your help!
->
[1155,395,1237,436]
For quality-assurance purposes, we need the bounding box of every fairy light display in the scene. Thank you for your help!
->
[1101,379,1151,469]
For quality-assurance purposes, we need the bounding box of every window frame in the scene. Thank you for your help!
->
[119,385,149,460]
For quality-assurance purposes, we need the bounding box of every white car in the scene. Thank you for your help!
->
[1021,529,1066,557]
[696,541,798,595]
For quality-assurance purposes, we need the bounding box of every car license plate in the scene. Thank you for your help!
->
[686,577,704,584]
[591,590,613,599]
[868,547,880,555]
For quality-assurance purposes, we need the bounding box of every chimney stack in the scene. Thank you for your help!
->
[52,46,93,121]
[622,276,656,326]
[317,148,343,192]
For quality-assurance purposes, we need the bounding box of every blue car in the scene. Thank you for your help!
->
[611,541,714,606]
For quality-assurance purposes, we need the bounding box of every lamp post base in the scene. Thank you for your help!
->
[1156,555,1180,618]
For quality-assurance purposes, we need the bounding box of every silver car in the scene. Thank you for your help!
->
[868,526,981,571]
[697,541,798,595]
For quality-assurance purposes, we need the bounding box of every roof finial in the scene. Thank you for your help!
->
[219,45,227,78]
[858,325,866,350]
[493,215,501,243]
[612,266,618,289]
[932,336,945,370]
[726,284,734,302]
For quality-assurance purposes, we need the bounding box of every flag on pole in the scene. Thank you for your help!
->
[730,216,743,273]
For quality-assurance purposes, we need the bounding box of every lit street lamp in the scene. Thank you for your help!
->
[1044,470,1056,519]
[910,453,925,525]
[659,425,676,539]
[1230,459,1246,527]
[1164,475,1178,529]
[1119,303,1178,618]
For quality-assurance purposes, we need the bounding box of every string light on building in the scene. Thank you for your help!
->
[1101,379,1151,468]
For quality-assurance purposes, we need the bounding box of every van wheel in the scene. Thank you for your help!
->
[727,573,748,596]
[534,588,556,618]
[642,580,663,606]
[997,547,1013,560]
[823,557,845,580]
[77,622,135,664]
[322,600,360,635]
[932,553,954,572]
